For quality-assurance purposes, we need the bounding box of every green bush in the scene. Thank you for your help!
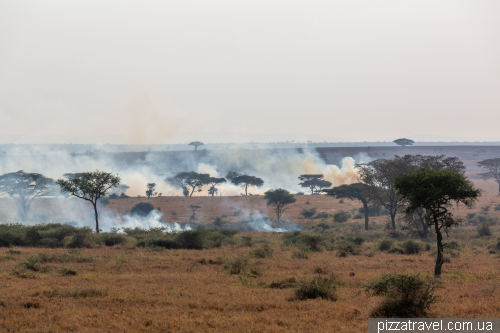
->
[130,202,155,216]
[402,240,421,255]
[293,276,339,301]
[282,231,327,251]
[378,239,393,251]
[333,211,350,223]
[99,233,129,246]
[315,212,330,219]
[477,223,492,237]
[364,272,439,318]
[494,204,500,211]
[300,208,316,219]
[223,257,249,275]
[467,212,498,226]
[251,244,274,258]
[269,278,297,289]
[291,250,309,259]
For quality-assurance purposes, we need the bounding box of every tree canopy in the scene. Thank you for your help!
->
[56,170,121,233]
[231,175,264,196]
[0,170,55,219]
[394,168,480,276]
[358,154,466,231]
[166,171,210,197]
[188,141,204,151]
[298,174,332,195]
[477,158,500,195]
[323,183,371,230]
[263,188,296,222]
[146,183,157,198]
[207,177,226,197]
[393,138,414,149]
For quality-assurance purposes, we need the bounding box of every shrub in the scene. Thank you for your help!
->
[291,250,309,259]
[353,213,364,219]
[100,233,129,246]
[315,212,330,219]
[269,278,297,289]
[350,235,365,246]
[300,208,316,219]
[333,211,350,223]
[241,235,253,247]
[130,202,155,216]
[477,223,492,237]
[59,267,78,276]
[293,276,339,301]
[299,234,325,252]
[494,204,500,211]
[223,257,249,275]
[364,272,440,318]
[402,240,421,255]
[467,212,498,226]
[251,244,274,258]
[378,239,393,251]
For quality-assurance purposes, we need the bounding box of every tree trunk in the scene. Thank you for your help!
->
[363,201,369,230]
[245,184,248,196]
[390,210,396,231]
[93,202,99,234]
[434,219,444,276]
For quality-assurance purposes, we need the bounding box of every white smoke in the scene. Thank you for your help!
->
[101,210,192,233]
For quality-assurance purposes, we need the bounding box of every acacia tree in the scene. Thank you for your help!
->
[188,141,204,151]
[0,170,55,219]
[146,183,157,198]
[323,183,371,230]
[477,158,500,195]
[394,168,480,276]
[264,188,296,222]
[207,177,226,196]
[166,172,210,197]
[357,159,402,230]
[393,138,414,150]
[225,171,241,181]
[358,154,465,231]
[298,174,332,195]
[231,175,264,196]
[56,170,121,233]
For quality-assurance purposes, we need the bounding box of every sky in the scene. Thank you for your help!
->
[1,0,499,144]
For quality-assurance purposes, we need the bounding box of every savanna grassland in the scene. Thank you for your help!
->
[1,191,500,332]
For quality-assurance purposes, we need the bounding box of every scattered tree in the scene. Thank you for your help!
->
[358,154,465,231]
[231,175,264,196]
[264,188,296,222]
[189,205,201,220]
[298,174,332,195]
[477,158,500,195]
[357,159,404,230]
[146,183,157,199]
[166,172,210,197]
[323,183,371,230]
[0,170,55,219]
[394,168,481,276]
[56,170,121,233]
[188,141,204,151]
[393,138,414,150]
[207,177,226,197]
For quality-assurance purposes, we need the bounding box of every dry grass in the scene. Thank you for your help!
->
[0,237,499,332]
[0,188,499,331]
